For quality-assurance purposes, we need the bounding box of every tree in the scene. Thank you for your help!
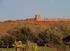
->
[1,35,14,48]
[7,26,33,44]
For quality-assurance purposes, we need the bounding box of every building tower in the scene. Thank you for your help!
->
[34,15,43,21]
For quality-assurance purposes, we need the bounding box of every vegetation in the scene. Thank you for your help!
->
[0,22,70,51]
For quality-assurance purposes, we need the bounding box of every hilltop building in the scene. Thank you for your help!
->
[34,15,70,22]
[34,15,43,21]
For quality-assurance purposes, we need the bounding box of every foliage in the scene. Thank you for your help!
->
[7,26,33,43]
[0,35,14,48]
[0,22,70,51]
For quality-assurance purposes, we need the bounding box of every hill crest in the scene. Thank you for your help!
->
[0,15,70,35]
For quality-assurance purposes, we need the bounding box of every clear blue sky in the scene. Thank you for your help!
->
[0,0,70,21]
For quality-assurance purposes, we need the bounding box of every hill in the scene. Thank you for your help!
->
[0,15,70,35]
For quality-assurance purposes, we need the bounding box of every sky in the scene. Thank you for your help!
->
[0,0,70,21]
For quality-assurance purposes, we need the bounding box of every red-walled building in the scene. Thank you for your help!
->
[34,15,70,22]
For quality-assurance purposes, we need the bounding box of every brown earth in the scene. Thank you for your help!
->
[0,15,70,35]
[0,19,48,35]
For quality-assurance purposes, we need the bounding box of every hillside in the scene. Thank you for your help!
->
[0,15,70,35]
[0,20,48,35]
